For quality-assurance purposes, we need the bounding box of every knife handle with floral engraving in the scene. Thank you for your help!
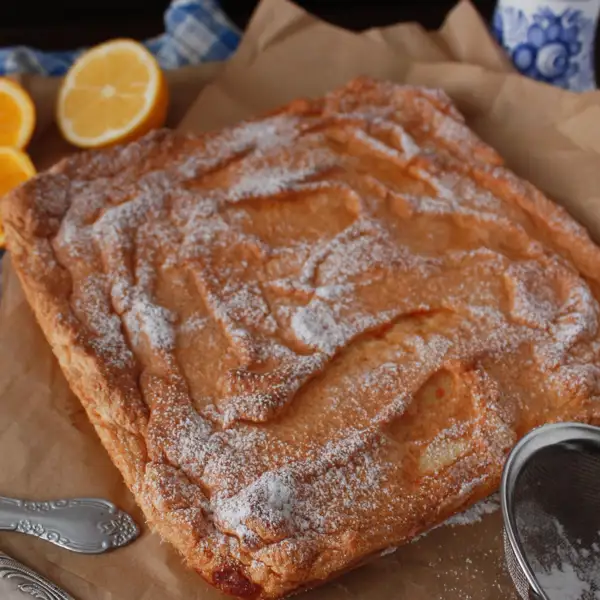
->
[0,551,75,599]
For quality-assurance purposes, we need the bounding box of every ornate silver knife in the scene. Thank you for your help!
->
[0,551,75,599]
[0,496,139,553]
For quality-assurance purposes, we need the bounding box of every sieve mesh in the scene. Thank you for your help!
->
[504,440,600,600]
[504,527,532,599]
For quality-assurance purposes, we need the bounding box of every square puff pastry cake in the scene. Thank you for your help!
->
[4,77,600,599]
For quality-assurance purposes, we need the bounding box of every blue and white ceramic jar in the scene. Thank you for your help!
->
[493,0,600,91]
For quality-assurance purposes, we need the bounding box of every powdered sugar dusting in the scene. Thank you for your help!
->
[125,294,175,351]
[73,274,134,368]
[227,149,335,202]
[39,77,600,592]
[291,300,387,355]
[179,314,208,335]
[214,432,387,541]
[178,115,306,179]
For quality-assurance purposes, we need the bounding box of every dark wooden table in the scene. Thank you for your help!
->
[0,1,498,50]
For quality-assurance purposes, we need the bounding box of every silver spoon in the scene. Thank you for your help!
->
[0,496,139,554]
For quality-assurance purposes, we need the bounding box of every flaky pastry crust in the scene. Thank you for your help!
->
[4,77,600,598]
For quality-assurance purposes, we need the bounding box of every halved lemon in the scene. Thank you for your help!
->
[0,146,36,247]
[57,39,168,148]
[0,78,36,149]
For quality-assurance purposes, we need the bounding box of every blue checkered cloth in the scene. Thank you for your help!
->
[0,0,240,76]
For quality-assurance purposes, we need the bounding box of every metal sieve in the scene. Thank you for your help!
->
[501,423,600,600]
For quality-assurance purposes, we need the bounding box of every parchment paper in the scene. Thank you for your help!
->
[3,1,600,598]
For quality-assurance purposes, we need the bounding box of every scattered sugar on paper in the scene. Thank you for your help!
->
[444,494,501,527]
[412,494,501,544]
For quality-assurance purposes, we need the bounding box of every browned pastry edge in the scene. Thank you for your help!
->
[5,77,600,599]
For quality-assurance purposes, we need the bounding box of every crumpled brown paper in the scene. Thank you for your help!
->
[3,1,600,598]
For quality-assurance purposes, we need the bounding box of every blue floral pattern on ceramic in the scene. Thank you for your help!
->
[493,4,597,91]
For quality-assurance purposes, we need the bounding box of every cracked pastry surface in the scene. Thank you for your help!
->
[4,77,600,599]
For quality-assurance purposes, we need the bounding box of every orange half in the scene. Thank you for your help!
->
[0,146,36,247]
[0,78,36,149]
[57,39,168,148]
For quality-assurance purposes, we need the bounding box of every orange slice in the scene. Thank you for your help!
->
[0,78,36,149]
[0,147,36,247]
[57,39,168,149]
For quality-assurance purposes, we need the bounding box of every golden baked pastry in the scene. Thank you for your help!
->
[4,77,600,599]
